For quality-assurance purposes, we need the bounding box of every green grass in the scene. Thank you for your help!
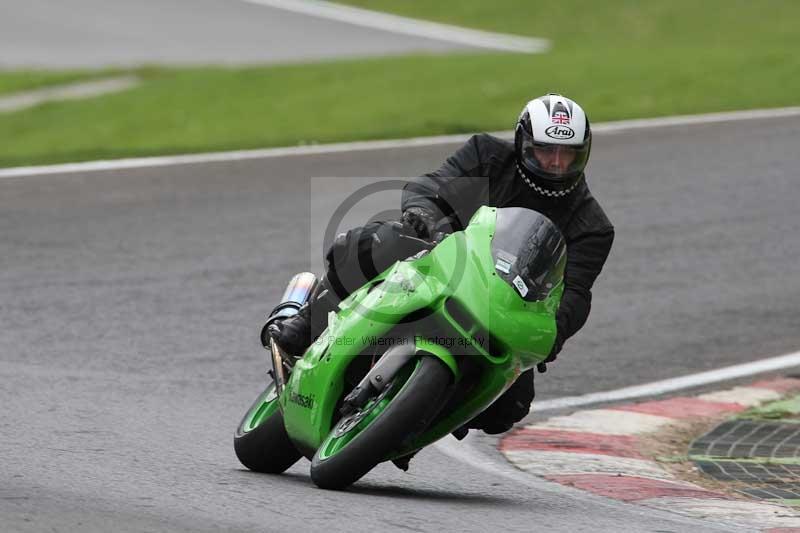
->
[738,394,800,422]
[338,0,799,49]
[1,0,799,167]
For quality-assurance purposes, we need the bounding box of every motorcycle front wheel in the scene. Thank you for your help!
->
[310,355,451,489]
[234,382,302,473]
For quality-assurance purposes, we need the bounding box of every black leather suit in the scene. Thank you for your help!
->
[324,134,614,433]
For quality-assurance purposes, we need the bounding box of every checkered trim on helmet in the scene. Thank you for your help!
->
[516,163,581,198]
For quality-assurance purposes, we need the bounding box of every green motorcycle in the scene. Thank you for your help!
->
[234,206,565,489]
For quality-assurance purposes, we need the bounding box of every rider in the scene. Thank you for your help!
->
[269,93,614,435]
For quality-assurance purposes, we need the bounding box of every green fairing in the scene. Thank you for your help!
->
[279,206,562,457]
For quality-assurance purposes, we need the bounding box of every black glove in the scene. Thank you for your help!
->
[401,207,436,239]
[537,330,564,373]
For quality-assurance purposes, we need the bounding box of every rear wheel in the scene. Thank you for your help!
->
[310,355,451,489]
[234,383,302,473]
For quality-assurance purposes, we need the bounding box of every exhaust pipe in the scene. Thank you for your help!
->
[260,272,318,348]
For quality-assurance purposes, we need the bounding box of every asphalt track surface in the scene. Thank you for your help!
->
[1,116,799,531]
[0,0,469,68]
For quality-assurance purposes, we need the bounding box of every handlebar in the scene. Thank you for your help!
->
[388,220,446,250]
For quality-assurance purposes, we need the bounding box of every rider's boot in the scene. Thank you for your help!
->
[464,368,535,435]
[268,277,338,358]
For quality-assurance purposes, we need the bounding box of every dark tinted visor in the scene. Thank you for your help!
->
[519,129,589,181]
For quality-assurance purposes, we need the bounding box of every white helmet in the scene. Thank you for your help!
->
[514,94,592,197]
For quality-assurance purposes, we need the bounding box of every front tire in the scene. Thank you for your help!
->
[310,356,451,489]
[234,383,302,473]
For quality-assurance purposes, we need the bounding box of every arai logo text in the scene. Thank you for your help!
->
[545,125,575,140]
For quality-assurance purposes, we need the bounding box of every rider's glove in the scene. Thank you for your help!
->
[401,207,436,239]
[537,329,564,373]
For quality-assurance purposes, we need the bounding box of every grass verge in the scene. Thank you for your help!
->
[1,0,799,168]
[738,394,800,422]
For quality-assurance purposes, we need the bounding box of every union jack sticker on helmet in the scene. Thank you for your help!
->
[552,111,570,125]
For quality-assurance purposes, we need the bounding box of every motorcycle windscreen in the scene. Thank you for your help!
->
[490,207,566,301]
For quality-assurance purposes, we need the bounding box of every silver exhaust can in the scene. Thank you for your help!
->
[261,272,319,347]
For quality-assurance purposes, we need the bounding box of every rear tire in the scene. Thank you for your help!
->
[234,384,302,473]
[310,356,451,489]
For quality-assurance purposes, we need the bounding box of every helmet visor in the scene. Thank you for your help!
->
[519,130,590,181]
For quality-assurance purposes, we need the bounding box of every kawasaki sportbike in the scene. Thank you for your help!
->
[234,206,565,489]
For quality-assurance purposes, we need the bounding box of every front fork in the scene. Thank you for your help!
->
[268,339,291,396]
[340,337,461,416]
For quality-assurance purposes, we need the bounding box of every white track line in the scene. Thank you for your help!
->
[241,0,549,54]
[0,76,140,113]
[535,349,800,412]
[2,106,800,179]
[593,106,800,132]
